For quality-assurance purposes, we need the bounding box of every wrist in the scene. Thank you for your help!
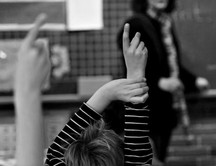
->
[127,71,144,79]
[15,79,41,92]
[86,87,111,114]
[15,89,41,116]
[15,85,41,100]
[15,86,40,95]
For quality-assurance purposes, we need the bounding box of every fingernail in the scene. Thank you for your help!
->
[136,32,141,38]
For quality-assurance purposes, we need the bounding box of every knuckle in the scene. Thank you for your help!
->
[142,93,149,102]
[143,48,148,54]
[145,86,149,92]
[128,49,134,55]
[135,50,141,56]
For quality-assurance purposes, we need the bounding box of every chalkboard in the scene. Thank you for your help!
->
[174,0,216,88]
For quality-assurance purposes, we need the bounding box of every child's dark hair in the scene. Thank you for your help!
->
[64,119,124,166]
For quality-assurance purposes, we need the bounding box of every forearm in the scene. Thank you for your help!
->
[86,86,111,114]
[15,88,44,166]
[124,102,153,165]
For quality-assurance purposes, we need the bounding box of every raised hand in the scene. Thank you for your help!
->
[87,78,148,113]
[122,23,148,79]
[101,78,148,103]
[15,14,49,166]
[15,13,50,92]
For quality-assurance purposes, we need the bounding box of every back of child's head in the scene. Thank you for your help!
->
[64,119,124,166]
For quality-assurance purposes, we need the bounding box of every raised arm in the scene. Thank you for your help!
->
[14,14,50,166]
[122,23,153,165]
[45,78,146,166]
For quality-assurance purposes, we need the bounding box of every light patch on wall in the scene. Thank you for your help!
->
[0,39,50,92]
[66,0,103,31]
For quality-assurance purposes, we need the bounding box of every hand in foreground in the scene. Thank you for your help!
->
[87,78,148,113]
[15,14,49,166]
[122,23,148,79]
[15,14,50,92]
[101,78,148,103]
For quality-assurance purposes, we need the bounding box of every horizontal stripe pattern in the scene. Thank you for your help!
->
[45,102,153,166]
[124,104,153,165]
[45,103,101,166]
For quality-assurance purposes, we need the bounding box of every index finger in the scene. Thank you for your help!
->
[24,13,47,46]
[122,23,130,53]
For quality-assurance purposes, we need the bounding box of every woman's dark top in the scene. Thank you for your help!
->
[117,13,198,132]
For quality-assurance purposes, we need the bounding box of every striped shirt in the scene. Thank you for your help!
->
[124,103,153,165]
[45,102,153,166]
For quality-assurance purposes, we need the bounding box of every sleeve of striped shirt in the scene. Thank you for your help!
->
[44,102,102,166]
[124,102,153,166]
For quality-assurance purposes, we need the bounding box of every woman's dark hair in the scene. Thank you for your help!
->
[130,0,176,14]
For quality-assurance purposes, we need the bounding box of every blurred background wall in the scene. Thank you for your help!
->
[174,0,216,89]
[0,0,129,94]
[0,0,215,94]
[0,1,216,165]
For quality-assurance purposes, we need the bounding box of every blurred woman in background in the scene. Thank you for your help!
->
[117,0,209,165]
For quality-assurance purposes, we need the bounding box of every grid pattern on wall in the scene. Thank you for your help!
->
[0,0,131,94]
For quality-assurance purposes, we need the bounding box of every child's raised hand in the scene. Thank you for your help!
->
[102,78,148,104]
[87,78,149,113]
[122,23,148,79]
[15,14,50,166]
[15,14,50,91]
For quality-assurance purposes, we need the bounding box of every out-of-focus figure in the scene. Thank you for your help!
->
[117,0,210,165]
